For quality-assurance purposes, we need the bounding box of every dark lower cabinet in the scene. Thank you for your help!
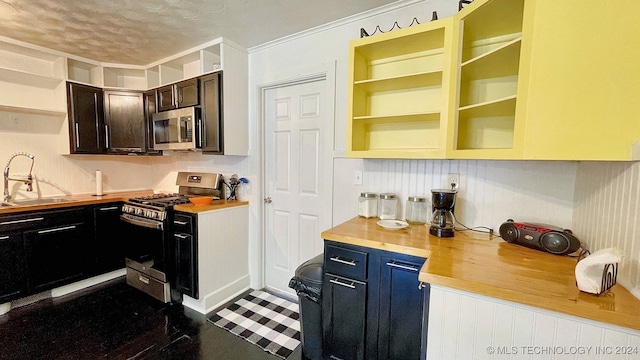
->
[378,256,428,360]
[0,232,26,303]
[24,222,87,293]
[92,203,125,273]
[323,241,428,360]
[322,274,367,360]
[173,212,198,298]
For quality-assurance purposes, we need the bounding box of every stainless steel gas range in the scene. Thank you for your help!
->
[120,172,223,302]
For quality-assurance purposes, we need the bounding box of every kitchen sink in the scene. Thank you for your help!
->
[2,198,75,207]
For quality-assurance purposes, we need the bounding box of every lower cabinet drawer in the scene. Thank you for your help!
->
[126,267,170,303]
[324,244,368,281]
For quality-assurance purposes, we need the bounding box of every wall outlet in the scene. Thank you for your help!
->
[354,170,363,186]
[447,173,460,190]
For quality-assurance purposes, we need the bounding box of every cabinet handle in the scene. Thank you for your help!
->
[174,234,188,239]
[105,125,110,149]
[99,206,119,211]
[37,225,76,234]
[330,278,356,289]
[74,123,80,149]
[329,256,356,266]
[197,118,203,148]
[1,217,44,226]
[386,261,419,272]
[329,356,345,360]
[138,275,150,284]
[0,236,9,240]
[174,220,188,225]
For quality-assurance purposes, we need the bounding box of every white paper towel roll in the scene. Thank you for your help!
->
[95,170,103,195]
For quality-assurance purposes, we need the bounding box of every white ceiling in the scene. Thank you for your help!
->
[0,0,400,65]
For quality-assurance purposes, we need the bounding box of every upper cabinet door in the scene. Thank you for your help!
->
[346,19,453,159]
[200,73,222,154]
[67,82,105,154]
[103,90,145,154]
[156,79,199,112]
[447,0,527,159]
[157,85,175,112]
[143,90,161,154]
[175,78,199,108]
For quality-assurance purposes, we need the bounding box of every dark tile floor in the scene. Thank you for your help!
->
[0,278,303,360]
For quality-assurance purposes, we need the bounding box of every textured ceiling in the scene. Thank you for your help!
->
[0,0,398,65]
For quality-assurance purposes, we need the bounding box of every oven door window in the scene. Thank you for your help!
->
[154,118,179,144]
[120,216,166,272]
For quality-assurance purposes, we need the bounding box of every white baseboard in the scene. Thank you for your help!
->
[182,274,251,315]
[51,269,125,298]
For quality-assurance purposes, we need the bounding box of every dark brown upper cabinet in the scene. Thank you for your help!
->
[143,90,161,155]
[200,73,223,154]
[103,90,145,154]
[67,82,105,154]
[157,78,199,112]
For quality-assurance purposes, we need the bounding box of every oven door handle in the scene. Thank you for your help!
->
[120,214,164,230]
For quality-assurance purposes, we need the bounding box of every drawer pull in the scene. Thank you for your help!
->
[38,225,76,234]
[330,278,355,289]
[1,217,44,226]
[139,275,150,284]
[329,256,356,266]
[174,234,188,239]
[386,261,419,272]
[98,206,119,211]
[0,236,9,240]
[174,220,188,225]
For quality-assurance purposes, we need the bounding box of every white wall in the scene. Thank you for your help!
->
[573,162,640,300]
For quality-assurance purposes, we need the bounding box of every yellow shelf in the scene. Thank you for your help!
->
[354,70,443,93]
[354,112,440,123]
[459,95,516,117]
[461,37,521,79]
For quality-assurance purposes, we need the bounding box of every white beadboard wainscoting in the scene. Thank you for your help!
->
[573,161,640,300]
[427,285,640,360]
[332,158,578,234]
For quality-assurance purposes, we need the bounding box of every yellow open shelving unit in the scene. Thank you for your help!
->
[347,18,453,159]
[346,0,640,160]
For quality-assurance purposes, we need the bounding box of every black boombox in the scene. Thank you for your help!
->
[498,219,582,255]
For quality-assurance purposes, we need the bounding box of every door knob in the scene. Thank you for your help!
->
[264,197,272,204]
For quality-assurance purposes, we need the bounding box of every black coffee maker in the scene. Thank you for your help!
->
[429,189,457,237]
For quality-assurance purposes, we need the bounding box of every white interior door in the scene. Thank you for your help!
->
[263,75,333,294]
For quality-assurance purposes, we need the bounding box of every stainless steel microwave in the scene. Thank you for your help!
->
[152,107,201,151]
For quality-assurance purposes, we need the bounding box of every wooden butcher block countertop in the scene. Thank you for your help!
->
[0,190,154,215]
[321,217,640,331]
[174,200,248,213]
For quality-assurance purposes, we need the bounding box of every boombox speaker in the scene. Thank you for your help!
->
[499,219,581,255]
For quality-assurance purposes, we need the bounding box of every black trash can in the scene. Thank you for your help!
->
[289,253,324,360]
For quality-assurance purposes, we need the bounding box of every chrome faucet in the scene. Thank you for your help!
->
[3,152,35,203]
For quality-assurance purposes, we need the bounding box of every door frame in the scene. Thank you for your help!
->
[258,62,336,291]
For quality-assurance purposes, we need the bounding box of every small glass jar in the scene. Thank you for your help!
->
[405,196,428,224]
[358,192,378,218]
[378,193,398,220]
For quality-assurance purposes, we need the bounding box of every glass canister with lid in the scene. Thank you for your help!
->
[358,192,378,218]
[405,196,428,224]
[378,193,398,220]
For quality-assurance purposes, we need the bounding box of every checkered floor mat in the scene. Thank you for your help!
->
[208,290,301,359]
